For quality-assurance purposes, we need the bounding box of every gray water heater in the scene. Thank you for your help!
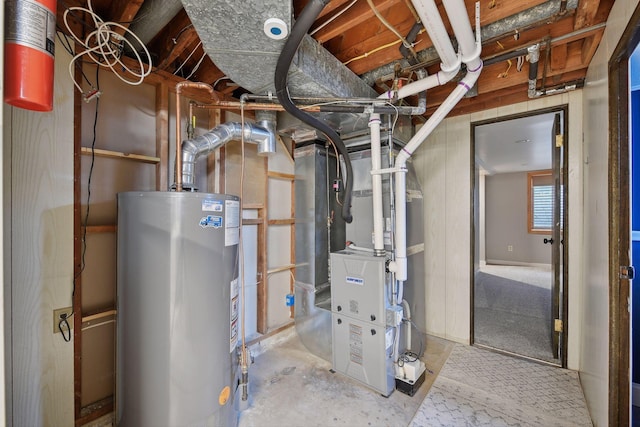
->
[116,192,240,427]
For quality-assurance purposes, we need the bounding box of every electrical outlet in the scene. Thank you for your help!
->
[507,245,513,252]
[53,307,73,334]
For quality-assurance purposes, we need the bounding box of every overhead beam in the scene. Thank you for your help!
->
[147,9,197,71]
[108,0,144,34]
[574,0,601,29]
[311,0,396,43]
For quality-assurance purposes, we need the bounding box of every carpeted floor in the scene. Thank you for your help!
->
[410,344,592,427]
[474,264,558,364]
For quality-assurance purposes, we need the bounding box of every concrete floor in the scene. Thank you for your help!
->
[238,327,454,427]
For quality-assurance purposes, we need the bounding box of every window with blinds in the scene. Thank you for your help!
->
[528,171,562,234]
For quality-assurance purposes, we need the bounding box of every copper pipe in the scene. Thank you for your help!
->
[174,81,216,191]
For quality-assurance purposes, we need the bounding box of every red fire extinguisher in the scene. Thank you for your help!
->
[4,0,57,112]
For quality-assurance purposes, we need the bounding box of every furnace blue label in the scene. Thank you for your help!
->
[202,199,224,212]
[199,215,223,228]
[346,276,364,286]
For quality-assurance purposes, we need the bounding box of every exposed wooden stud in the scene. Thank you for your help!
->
[256,207,268,334]
[73,44,83,422]
[311,0,396,43]
[267,264,296,275]
[156,84,170,191]
[551,44,568,71]
[84,225,117,234]
[82,310,117,324]
[574,0,601,29]
[581,31,603,65]
[80,147,161,164]
[242,218,263,225]
[290,177,296,319]
[108,0,144,35]
[207,109,222,192]
[268,219,296,225]
[267,171,295,180]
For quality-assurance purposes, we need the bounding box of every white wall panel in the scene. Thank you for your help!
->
[418,124,447,337]
[579,1,640,424]
[6,40,74,426]
[414,92,584,366]
[444,116,472,342]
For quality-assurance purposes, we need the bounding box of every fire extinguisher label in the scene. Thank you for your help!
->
[5,0,56,58]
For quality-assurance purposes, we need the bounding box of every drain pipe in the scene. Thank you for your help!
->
[527,44,540,98]
[369,113,385,256]
[179,112,276,190]
[379,0,461,103]
[388,0,483,281]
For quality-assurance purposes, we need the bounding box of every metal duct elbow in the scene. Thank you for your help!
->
[180,120,275,190]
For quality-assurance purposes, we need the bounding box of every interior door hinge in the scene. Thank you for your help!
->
[620,265,635,280]
[554,318,563,332]
[555,135,563,148]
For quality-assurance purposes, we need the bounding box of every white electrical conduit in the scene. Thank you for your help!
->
[388,0,483,282]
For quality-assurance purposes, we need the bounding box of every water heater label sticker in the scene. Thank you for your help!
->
[225,227,239,246]
[199,215,223,228]
[346,276,364,286]
[225,200,240,228]
[202,199,223,212]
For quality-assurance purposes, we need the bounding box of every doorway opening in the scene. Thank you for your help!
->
[471,107,568,367]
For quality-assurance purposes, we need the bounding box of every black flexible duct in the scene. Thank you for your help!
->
[274,0,354,223]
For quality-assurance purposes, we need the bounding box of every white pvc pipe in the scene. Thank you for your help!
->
[369,113,385,255]
[388,1,483,282]
[378,70,457,101]
[443,0,482,71]
[411,0,459,69]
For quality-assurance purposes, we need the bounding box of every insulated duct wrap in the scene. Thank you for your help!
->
[180,0,376,98]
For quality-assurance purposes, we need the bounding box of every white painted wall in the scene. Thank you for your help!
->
[485,171,551,265]
[3,40,75,425]
[413,91,584,372]
[581,1,640,425]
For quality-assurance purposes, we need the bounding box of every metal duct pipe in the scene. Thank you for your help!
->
[527,44,541,98]
[128,0,184,45]
[175,81,217,192]
[275,0,354,223]
[180,120,275,190]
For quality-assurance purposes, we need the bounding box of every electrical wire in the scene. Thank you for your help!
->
[342,29,425,66]
[185,52,208,80]
[309,0,358,37]
[173,41,203,76]
[63,66,101,342]
[63,0,151,98]
[365,0,418,59]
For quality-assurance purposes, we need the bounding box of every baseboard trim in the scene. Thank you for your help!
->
[633,383,640,407]
[485,259,552,268]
